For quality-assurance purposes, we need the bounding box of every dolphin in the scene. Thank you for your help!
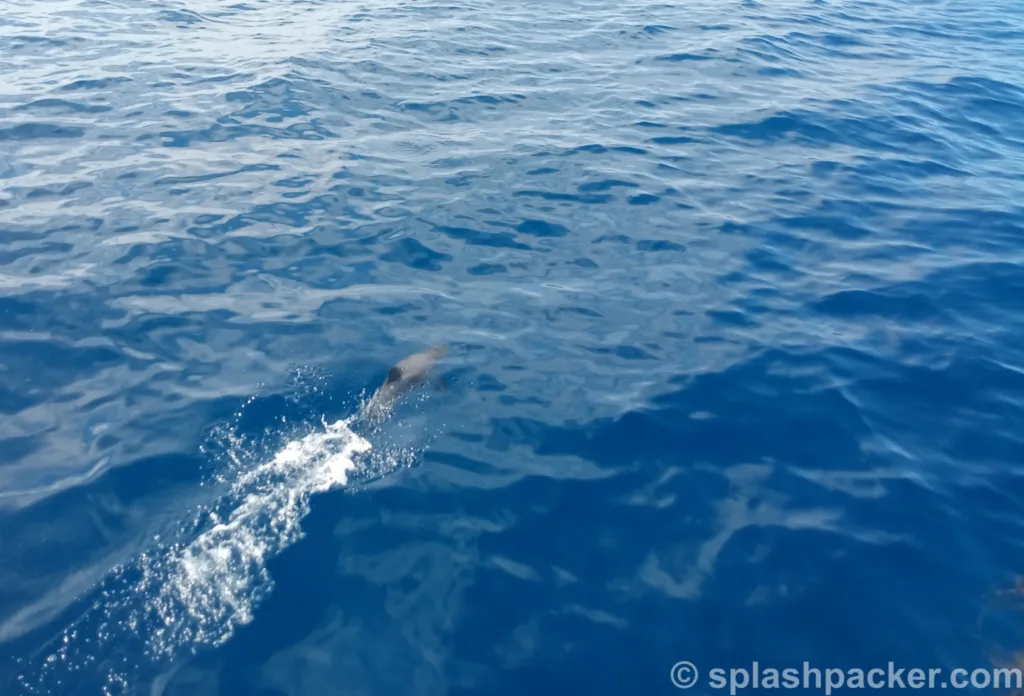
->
[361,344,449,421]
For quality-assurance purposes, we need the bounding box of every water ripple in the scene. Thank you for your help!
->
[2,0,1024,693]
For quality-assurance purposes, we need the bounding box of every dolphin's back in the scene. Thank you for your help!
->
[394,344,447,378]
[361,344,449,420]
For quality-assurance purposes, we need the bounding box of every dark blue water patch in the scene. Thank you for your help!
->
[592,233,631,245]
[444,173,480,187]
[486,359,857,486]
[854,155,971,180]
[904,77,1024,143]
[713,105,962,161]
[654,51,715,61]
[828,350,1024,465]
[158,9,208,26]
[5,180,93,201]
[895,209,1024,256]
[744,32,812,61]
[467,263,508,276]
[513,189,614,205]
[910,261,1024,324]
[635,239,684,253]
[706,309,758,328]
[397,99,462,122]
[712,112,837,145]
[0,286,117,339]
[137,261,205,289]
[578,179,638,193]
[376,302,421,316]
[514,219,568,238]
[586,344,656,361]
[224,77,313,120]
[11,98,111,114]
[649,135,697,145]
[3,35,70,49]
[945,74,1024,102]
[380,237,453,271]
[559,143,651,157]
[0,123,85,140]
[0,447,214,553]
[0,387,36,419]
[813,286,946,324]
[274,174,317,189]
[757,66,803,77]
[775,29,885,62]
[453,93,526,106]
[0,336,126,395]
[474,373,507,392]
[433,223,532,250]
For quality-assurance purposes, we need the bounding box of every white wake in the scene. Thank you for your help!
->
[139,416,370,657]
[13,411,403,695]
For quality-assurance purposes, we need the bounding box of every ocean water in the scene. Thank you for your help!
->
[2,0,1024,694]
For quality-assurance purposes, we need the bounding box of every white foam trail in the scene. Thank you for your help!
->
[139,416,371,657]
[13,415,376,694]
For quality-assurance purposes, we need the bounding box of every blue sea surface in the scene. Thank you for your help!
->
[2,0,1024,694]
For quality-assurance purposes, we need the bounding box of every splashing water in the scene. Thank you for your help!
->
[10,412,387,695]
[143,416,370,657]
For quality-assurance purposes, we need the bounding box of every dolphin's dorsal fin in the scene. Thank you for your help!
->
[386,366,403,384]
